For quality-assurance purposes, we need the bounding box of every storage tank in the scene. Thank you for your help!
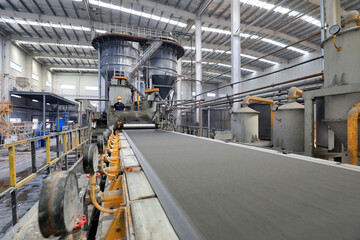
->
[273,101,304,152]
[96,39,139,78]
[232,107,259,143]
[149,44,177,99]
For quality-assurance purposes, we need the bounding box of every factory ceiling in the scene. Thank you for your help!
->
[0,0,358,84]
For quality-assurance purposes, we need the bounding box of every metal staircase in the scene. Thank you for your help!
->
[126,41,163,77]
[119,41,163,99]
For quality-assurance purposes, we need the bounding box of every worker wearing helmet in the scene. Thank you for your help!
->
[113,97,126,111]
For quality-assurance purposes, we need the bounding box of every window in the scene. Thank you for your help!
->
[32,73,39,81]
[85,86,98,91]
[10,61,22,72]
[60,85,75,89]
[10,118,21,123]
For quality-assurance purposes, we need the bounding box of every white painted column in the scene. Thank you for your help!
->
[2,40,10,102]
[231,0,241,112]
[325,0,341,36]
[176,58,182,126]
[195,19,202,123]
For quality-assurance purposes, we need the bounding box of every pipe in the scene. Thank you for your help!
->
[347,103,360,165]
[287,87,303,99]
[242,96,275,137]
[100,154,117,177]
[90,175,118,213]
[191,73,323,107]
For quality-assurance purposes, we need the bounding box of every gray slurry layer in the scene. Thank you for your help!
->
[125,129,360,240]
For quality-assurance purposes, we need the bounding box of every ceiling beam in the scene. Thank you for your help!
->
[33,53,96,60]
[118,0,320,51]
[184,42,288,64]
[182,57,262,73]
[0,8,320,51]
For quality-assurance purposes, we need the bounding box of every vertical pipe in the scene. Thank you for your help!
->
[231,0,241,112]
[320,0,325,72]
[325,0,341,36]
[208,108,211,138]
[176,59,182,127]
[190,35,194,99]
[43,95,46,135]
[195,19,203,123]
[98,45,102,112]
[79,101,83,127]
[57,100,59,131]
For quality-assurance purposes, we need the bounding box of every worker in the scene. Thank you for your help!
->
[113,97,126,111]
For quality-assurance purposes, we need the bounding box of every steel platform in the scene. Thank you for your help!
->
[124,129,360,240]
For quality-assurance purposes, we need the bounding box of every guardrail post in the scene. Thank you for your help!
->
[8,145,18,225]
[64,133,68,170]
[10,189,18,225]
[30,141,36,174]
[8,146,16,187]
[46,136,50,173]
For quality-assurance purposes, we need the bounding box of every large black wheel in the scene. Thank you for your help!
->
[83,144,99,174]
[38,171,79,237]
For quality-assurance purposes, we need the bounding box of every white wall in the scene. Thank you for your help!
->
[8,43,53,92]
[181,80,218,101]
[54,73,105,106]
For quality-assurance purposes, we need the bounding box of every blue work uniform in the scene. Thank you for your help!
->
[113,102,125,111]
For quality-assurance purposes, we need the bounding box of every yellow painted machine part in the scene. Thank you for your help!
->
[104,208,126,240]
[287,87,303,99]
[347,103,360,165]
[8,146,16,186]
[90,175,118,214]
[100,154,117,177]
[242,96,275,135]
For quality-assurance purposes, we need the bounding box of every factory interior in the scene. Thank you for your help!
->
[0,0,360,239]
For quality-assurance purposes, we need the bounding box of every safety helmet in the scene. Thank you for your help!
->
[117,96,122,100]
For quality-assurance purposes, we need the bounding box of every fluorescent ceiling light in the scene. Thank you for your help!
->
[207,93,216,97]
[47,103,51,105]
[11,94,22,98]
[85,86,99,91]
[182,60,255,73]
[240,0,320,27]
[32,99,39,102]
[17,41,93,49]
[60,85,76,89]
[0,17,91,32]
[50,67,98,72]
[88,0,187,27]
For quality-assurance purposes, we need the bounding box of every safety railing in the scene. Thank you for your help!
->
[0,126,91,227]
[176,125,210,138]
[95,23,181,44]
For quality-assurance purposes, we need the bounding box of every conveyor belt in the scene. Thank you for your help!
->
[124,129,360,240]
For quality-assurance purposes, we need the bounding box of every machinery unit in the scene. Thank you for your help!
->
[273,101,305,152]
[232,106,259,143]
[91,33,184,130]
[303,10,360,164]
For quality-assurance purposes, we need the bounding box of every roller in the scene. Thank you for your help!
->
[123,123,156,129]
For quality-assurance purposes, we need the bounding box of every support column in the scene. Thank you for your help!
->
[98,46,102,112]
[176,59,182,127]
[2,40,11,102]
[325,0,341,36]
[195,19,202,123]
[43,95,46,134]
[231,0,241,112]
